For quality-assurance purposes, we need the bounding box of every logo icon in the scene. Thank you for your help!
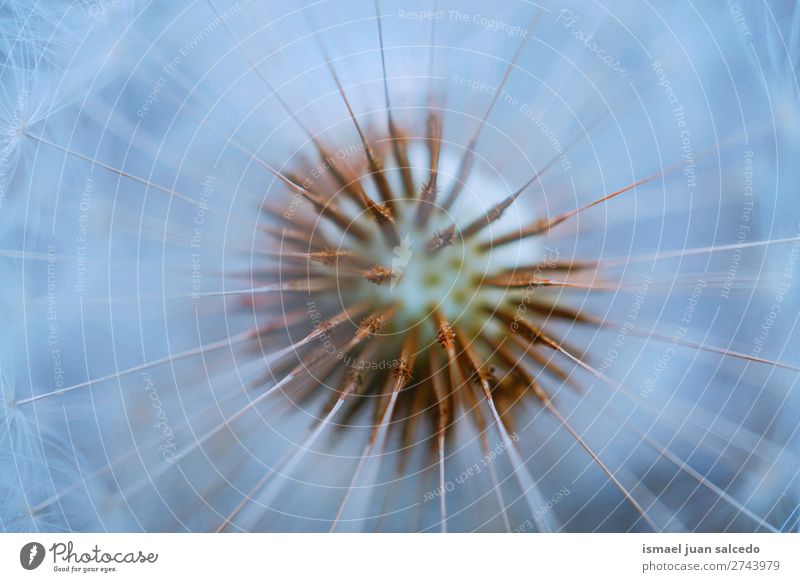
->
[20,542,46,570]
[390,234,413,292]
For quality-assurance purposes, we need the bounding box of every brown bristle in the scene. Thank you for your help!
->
[309,248,352,267]
[435,323,456,350]
[359,313,388,335]
[427,225,458,252]
[363,265,396,286]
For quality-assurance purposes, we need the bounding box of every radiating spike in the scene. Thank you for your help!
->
[416,109,443,227]
[455,190,524,240]
[597,318,800,374]
[135,305,396,494]
[217,366,364,532]
[491,340,659,530]
[456,369,513,532]
[596,236,800,268]
[602,404,779,532]
[192,277,348,297]
[15,312,310,406]
[29,384,251,516]
[544,399,659,531]
[481,274,630,292]
[278,175,369,241]
[436,130,587,245]
[305,10,396,210]
[330,330,417,531]
[441,11,541,211]
[505,310,796,469]
[448,322,560,531]
[374,0,414,199]
[206,0,389,224]
[485,172,660,249]
[22,130,261,232]
[429,350,450,533]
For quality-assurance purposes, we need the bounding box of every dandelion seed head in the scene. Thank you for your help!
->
[3,0,800,533]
